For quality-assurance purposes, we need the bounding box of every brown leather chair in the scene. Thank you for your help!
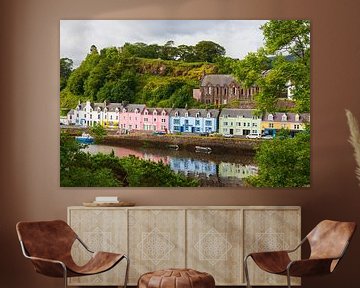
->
[16,220,129,288]
[244,220,356,288]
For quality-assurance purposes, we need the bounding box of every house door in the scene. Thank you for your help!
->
[230,129,234,135]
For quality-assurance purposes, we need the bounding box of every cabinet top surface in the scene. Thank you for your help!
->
[68,205,301,210]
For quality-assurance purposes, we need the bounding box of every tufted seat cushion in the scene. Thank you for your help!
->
[138,268,215,288]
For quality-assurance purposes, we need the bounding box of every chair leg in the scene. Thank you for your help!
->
[123,255,130,288]
[62,264,68,288]
[244,255,252,288]
[286,269,291,288]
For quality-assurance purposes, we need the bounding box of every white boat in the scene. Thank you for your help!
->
[195,146,212,153]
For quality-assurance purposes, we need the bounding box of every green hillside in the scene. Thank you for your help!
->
[60,46,220,110]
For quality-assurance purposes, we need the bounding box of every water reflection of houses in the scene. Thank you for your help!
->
[143,153,169,165]
[169,158,217,178]
[219,162,258,179]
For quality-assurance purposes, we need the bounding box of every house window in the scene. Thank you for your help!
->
[144,111,148,115]
[173,119,180,124]
[116,116,118,120]
[294,124,300,129]
[110,115,112,120]
[207,113,211,118]
[185,112,189,118]
[185,120,189,124]
[205,120,212,126]
[295,114,300,122]
[90,114,92,119]
[282,114,287,121]
[268,114,274,121]
[153,111,157,116]
[175,112,179,117]
[144,118,148,122]
[237,122,241,126]
[269,123,274,128]
[196,113,200,118]
[195,120,200,126]
[252,123,257,127]
[247,123,250,127]
[223,122,228,126]
[208,86,212,94]
[161,119,166,123]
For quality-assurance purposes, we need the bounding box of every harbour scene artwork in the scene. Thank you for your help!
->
[60,20,310,187]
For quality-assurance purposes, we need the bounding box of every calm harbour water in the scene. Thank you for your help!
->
[85,144,257,187]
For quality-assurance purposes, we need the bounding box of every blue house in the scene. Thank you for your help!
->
[169,109,219,133]
[169,158,217,178]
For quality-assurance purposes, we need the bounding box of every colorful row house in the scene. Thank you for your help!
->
[67,101,122,128]
[219,109,262,136]
[262,112,310,137]
[141,108,172,132]
[119,104,146,131]
[67,102,310,136]
[169,109,219,133]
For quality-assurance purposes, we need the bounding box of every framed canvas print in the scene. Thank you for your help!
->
[60,20,310,187]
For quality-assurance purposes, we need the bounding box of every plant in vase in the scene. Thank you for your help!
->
[346,109,360,185]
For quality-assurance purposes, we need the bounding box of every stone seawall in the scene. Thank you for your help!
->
[61,127,258,155]
[102,134,257,155]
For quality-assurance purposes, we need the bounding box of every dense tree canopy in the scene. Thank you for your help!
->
[232,20,310,112]
[60,132,199,187]
[60,42,221,110]
[60,58,73,90]
[246,129,310,187]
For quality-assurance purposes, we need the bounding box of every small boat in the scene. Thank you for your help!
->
[195,146,212,153]
[75,133,94,144]
[168,144,179,150]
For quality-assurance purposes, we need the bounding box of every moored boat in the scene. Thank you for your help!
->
[75,133,94,144]
[195,146,212,153]
[168,144,180,150]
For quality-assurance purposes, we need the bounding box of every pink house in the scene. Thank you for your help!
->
[119,104,145,131]
[142,108,172,132]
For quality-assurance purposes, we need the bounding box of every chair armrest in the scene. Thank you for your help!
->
[25,255,67,277]
[76,236,94,253]
[287,258,336,277]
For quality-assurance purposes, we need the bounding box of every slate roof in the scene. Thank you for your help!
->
[219,109,257,118]
[106,103,123,112]
[263,112,310,123]
[121,104,146,113]
[170,108,220,118]
[200,74,238,87]
[143,108,172,115]
[67,109,75,115]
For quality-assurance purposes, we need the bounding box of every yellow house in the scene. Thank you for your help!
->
[261,112,310,136]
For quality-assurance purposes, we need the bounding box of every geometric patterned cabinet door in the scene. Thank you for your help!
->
[67,208,128,286]
[187,209,243,285]
[67,206,300,286]
[128,209,186,284]
[243,208,301,286]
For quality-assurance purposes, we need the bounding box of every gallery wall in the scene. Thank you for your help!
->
[1,0,360,287]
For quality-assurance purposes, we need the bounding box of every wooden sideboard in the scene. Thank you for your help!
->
[67,206,301,286]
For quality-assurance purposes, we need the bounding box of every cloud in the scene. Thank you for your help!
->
[60,20,267,66]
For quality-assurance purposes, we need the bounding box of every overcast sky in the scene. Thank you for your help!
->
[60,20,267,67]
